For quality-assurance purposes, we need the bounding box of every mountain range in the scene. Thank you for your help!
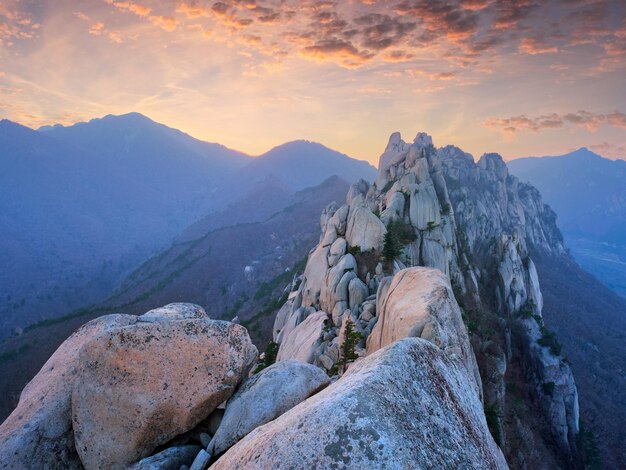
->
[509,148,626,297]
[0,113,375,338]
[1,118,625,468]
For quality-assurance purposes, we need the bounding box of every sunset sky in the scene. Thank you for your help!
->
[1,0,625,163]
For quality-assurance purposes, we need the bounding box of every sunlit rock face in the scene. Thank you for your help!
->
[272,131,580,466]
[211,339,508,470]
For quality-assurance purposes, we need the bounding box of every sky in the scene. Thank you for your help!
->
[1,0,625,164]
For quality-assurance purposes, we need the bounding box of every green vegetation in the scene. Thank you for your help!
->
[441,202,451,215]
[253,341,279,374]
[0,343,31,365]
[330,319,362,375]
[381,181,394,193]
[383,219,417,262]
[348,245,362,256]
[383,230,401,262]
[542,381,555,396]
[537,327,562,356]
[518,299,535,319]
[426,221,438,231]
[484,402,503,446]
[254,257,307,300]
[578,422,601,469]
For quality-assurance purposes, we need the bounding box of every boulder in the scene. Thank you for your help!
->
[72,319,257,469]
[276,311,328,363]
[128,445,201,470]
[320,253,357,314]
[211,360,330,455]
[139,303,208,322]
[348,277,369,311]
[345,204,386,252]
[272,299,294,341]
[366,267,481,394]
[0,314,137,470]
[300,244,330,307]
[327,237,347,267]
[210,339,507,469]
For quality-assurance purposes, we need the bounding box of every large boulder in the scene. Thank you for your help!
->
[0,314,137,470]
[72,319,257,469]
[276,311,328,363]
[366,267,481,394]
[210,339,508,469]
[211,360,330,456]
[345,204,386,252]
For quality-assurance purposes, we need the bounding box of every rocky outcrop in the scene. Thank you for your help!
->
[367,267,482,396]
[72,317,257,469]
[211,339,508,469]
[275,310,327,363]
[0,314,137,470]
[210,360,330,456]
[271,130,580,467]
[345,201,386,252]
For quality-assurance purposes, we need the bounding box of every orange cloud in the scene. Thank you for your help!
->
[518,37,558,55]
[106,0,151,17]
[150,15,178,32]
[176,2,211,18]
[484,110,626,136]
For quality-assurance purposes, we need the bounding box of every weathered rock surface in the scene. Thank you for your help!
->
[72,319,257,469]
[129,445,201,470]
[345,204,386,252]
[138,303,208,322]
[276,311,327,363]
[0,314,137,470]
[211,339,508,469]
[211,360,330,455]
[367,267,482,394]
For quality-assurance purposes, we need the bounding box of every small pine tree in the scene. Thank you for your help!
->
[383,229,401,262]
[338,319,362,374]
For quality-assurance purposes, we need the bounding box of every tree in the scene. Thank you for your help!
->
[330,319,362,376]
[383,228,401,262]
[338,319,362,374]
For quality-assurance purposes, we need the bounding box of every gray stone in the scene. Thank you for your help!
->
[210,339,507,470]
[129,445,201,470]
[211,360,330,456]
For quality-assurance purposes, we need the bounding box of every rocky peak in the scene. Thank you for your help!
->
[413,131,433,147]
[272,130,581,468]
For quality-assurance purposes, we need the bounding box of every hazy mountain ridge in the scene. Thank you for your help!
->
[509,148,626,297]
[0,114,375,339]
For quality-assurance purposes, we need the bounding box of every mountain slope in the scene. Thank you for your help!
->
[0,114,250,338]
[508,149,626,297]
[200,140,377,213]
[239,140,376,189]
[0,176,350,421]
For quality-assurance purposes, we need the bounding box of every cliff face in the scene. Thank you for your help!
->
[273,132,580,468]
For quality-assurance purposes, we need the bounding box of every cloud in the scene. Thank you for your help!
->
[176,2,211,18]
[0,2,40,45]
[89,22,105,36]
[408,69,457,81]
[150,15,178,31]
[106,0,151,17]
[588,142,626,159]
[484,110,626,136]
[301,38,374,67]
[518,37,558,55]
